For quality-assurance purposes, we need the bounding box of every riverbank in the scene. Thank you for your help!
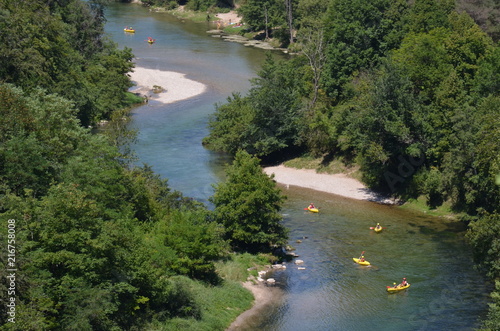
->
[129,66,206,104]
[264,165,397,204]
[226,281,283,331]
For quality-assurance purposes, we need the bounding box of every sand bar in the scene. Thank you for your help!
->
[129,66,206,104]
[264,165,395,204]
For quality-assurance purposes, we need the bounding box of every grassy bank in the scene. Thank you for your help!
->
[145,253,273,330]
[399,196,458,219]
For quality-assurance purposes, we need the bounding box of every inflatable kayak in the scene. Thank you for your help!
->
[352,257,370,266]
[124,28,135,33]
[374,226,383,233]
[387,283,410,293]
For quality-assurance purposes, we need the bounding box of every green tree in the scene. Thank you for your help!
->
[295,0,328,30]
[204,55,308,157]
[238,0,285,41]
[444,97,500,213]
[322,0,408,101]
[342,60,426,193]
[0,84,87,196]
[149,210,228,282]
[0,0,135,126]
[467,213,500,279]
[246,55,307,156]
[210,150,288,253]
[203,93,255,155]
[407,0,455,33]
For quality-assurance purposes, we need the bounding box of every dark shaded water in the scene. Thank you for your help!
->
[105,4,490,330]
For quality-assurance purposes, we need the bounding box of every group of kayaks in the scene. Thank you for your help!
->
[124,27,156,44]
[353,253,410,292]
[351,232,411,293]
[306,204,410,293]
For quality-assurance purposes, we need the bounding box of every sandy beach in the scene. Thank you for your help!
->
[129,66,206,104]
[264,165,395,204]
[215,11,242,25]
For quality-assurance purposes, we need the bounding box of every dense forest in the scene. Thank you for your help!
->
[200,0,500,329]
[1,0,499,329]
[0,0,288,329]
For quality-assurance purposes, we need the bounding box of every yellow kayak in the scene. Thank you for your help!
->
[124,28,135,33]
[387,283,410,293]
[374,226,383,233]
[307,207,319,213]
[352,257,370,266]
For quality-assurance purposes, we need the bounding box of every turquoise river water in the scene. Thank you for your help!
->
[104,3,491,330]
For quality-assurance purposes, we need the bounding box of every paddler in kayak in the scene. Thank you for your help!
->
[358,252,366,262]
[308,202,315,209]
[400,277,408,287]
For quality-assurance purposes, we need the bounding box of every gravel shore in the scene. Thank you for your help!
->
[264,165,395,204]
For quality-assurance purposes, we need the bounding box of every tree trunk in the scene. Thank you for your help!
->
[264,6,269,40]
[285,0,294,44]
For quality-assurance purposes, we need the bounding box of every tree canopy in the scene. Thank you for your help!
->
[210,150,288,253]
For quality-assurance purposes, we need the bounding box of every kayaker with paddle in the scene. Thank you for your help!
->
[308,202,315,209]
[358,251,366,262]
[400,277,408,287]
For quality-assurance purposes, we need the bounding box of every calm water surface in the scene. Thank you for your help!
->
[105,4,490,330]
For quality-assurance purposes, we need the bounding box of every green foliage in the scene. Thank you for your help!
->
[210,150,288,252]
[0,84,87,196]
[407,0,455,33]
[203,92,255,155]
[480,280,500,331]
[457,0,500,42]
[237,0,283,32]
[214,252,273,282]
[467,213,500,279]
[473,45,500,98]
[148,210,228,282]
[295,0,328,29]
[337,60,426,193]
[322,0,408,101]
[142,276,254,331]
[0,0,135,126]
[204,55,309,157]
[0,82,246,329]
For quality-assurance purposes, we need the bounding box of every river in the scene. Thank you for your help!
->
[104,3,490,330]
